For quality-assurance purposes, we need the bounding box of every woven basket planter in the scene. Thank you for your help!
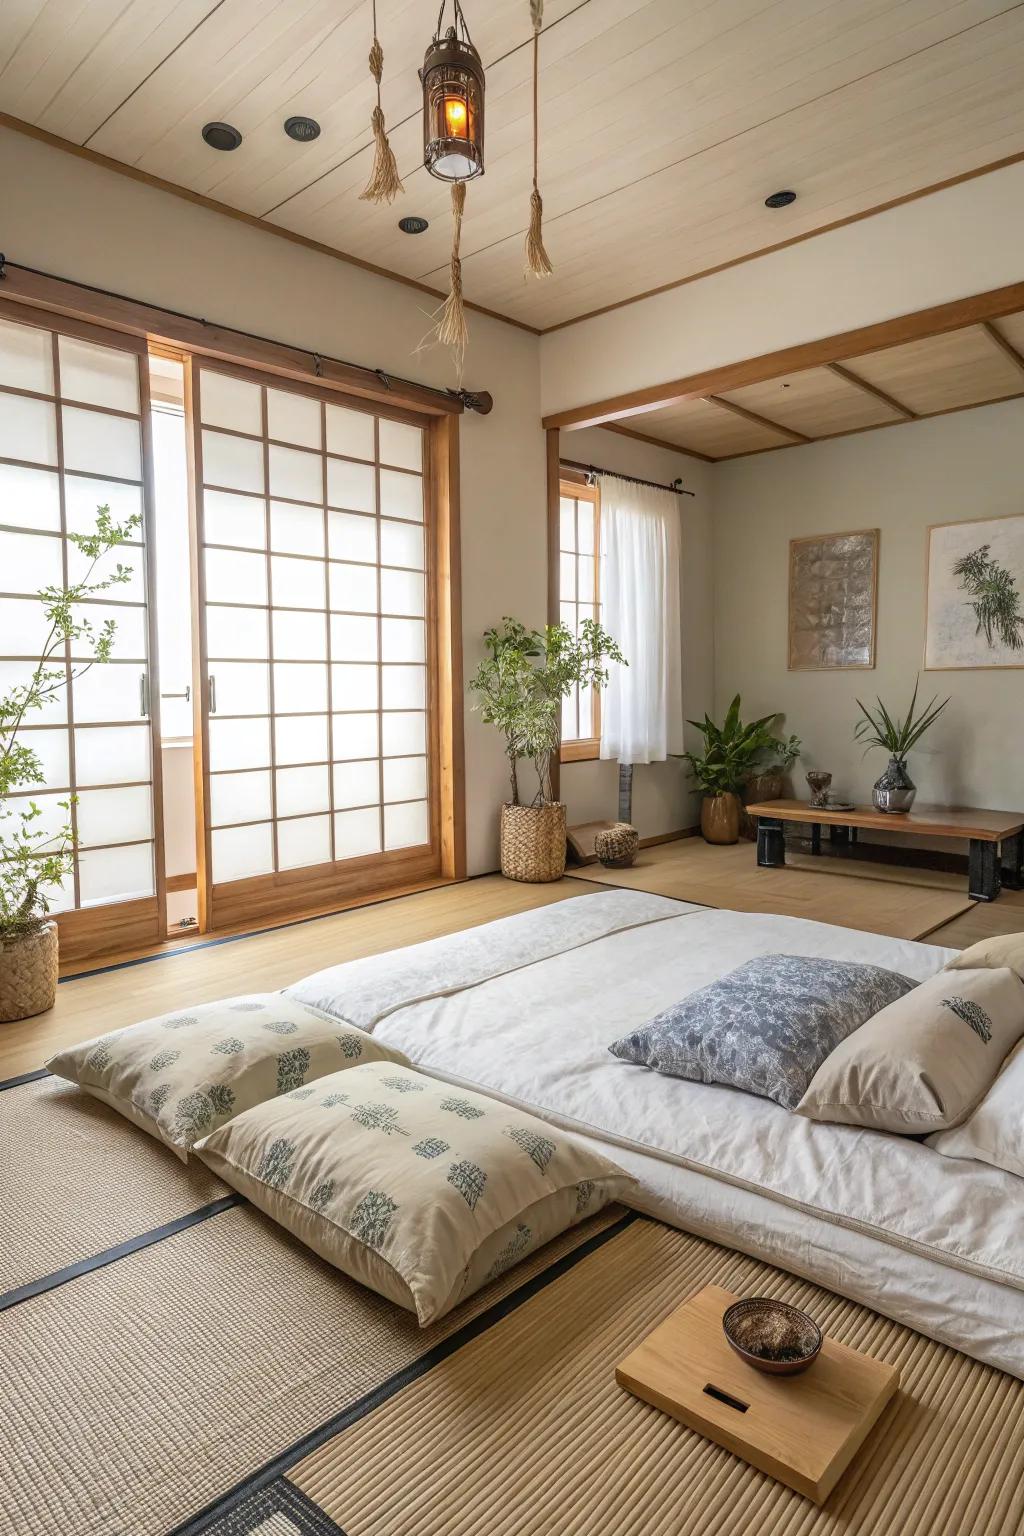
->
[594,822,640,869]
[0,922,58,1023]
[500,802,567,883]
[740,772,784,841]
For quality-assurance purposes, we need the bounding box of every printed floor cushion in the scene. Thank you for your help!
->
[945,932,1024,985]
[46,995,405,1160]
[798,967,1024,1134]
[928,1040,1024,1176]
[195,1060,633,1324]
[609,954,915,1110]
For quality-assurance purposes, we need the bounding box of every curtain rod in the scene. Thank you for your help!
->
[0,255,493,415]
[560,457,695,497]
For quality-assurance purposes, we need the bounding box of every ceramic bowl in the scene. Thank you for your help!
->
[722,1297,822,1376]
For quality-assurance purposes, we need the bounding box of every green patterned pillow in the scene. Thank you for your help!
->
[46,995,406,1160]
[195,1061,633,1324]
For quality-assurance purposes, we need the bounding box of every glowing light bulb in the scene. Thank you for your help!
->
[443,95,468,136]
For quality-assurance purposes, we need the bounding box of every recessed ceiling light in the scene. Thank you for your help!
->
[399,216,430,235]
[202,121,242,151]
[765,189,797,208]
[284,115,321,142]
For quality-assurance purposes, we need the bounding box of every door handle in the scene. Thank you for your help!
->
[139,672,150,718]
[161,686,191,702]
[208,674,217,715]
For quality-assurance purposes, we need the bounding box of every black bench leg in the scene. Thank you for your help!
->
[969,839,1001,902]
[1002,830,1024,892]
[850,826,859,846]
[810,823,821,855]
[757,817,786,868]
[829,824,850,849]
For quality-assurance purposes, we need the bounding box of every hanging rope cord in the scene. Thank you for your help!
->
[360,0,404,204]
[525,0,553,277]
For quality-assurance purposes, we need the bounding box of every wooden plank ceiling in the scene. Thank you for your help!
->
[616,313,1024,460]
[2,1,1024,332]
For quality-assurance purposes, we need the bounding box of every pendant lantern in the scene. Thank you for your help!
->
[421,1,485,182]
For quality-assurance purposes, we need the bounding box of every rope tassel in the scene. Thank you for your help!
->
[524,1,553,278]
[437,181,469,358]
[360,7,404,205]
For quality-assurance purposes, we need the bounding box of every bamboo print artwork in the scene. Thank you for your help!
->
[925,514,1024,669]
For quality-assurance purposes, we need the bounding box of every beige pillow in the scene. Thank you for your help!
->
[796,967,1024,1134]
[46,995,404,1160]
[196,1060,633,1325]
[928,1041,1024,1177]
[945,933,1024,985]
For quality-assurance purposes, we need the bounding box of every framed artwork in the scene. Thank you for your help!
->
[788,529,878,671]
[925,513,1024,670]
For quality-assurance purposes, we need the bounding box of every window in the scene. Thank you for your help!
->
[557,476,601,762]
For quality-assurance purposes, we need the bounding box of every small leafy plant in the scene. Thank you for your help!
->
[682,696,780,797]
[759,733,802,776]
[468,616,625,807]
[0,507,140,939]
[853,680,949,762]
[953,544,1024,651]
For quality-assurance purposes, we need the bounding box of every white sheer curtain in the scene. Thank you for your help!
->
[599,474,683,765]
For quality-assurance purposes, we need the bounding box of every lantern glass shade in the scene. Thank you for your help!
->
[422,33,484,181]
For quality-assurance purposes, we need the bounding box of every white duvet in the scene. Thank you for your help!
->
[287,889,1024,1377]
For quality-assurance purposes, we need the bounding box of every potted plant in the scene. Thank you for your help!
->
[854,682,949,813]
[0,506,139,1021]
[469,616,625,882]
[682,696,780,845]
[741,733,801,840]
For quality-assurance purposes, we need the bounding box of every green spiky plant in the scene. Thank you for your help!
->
[853,680,949,763]
[468,616,625,807]
[952,544,1024,651]
[0,507,140,939]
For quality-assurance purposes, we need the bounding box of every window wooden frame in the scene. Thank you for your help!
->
[555,470,602,763]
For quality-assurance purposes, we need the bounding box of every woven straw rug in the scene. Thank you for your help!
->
[4,1074,1024,1536]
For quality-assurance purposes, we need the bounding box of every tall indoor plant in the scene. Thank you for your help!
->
[469,616,625,882]
[682,696,780,845]
[854,681,949,813]
[0,506,140,1021]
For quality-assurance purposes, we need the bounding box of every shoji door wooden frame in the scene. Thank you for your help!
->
[0,294,166,962]
[0,266,465,945]
[186,357,465,933]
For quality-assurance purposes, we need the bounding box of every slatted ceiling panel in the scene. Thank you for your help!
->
[636,398,794,459]
[718,368,904,438]
[988,315,1024,371]
[442,7,1024,326]
[844,326,1024,416]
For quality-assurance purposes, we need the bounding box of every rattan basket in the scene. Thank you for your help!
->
[0,921,58,1023]
[500,802,567,883]
[594,822,640,868]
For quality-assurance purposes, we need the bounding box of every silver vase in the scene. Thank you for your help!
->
[872,756,916,813]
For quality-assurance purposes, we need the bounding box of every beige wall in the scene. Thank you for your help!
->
[712,400,1024,822]
[0,125,545,876]
[558,428,714,838]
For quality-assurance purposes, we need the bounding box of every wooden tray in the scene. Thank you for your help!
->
[616,1284,900,1503]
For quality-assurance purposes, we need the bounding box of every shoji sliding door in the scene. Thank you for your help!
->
[188,360,440,929]
[0,301,164,959]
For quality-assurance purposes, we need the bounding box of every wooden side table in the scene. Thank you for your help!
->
[616,1284,899,1504]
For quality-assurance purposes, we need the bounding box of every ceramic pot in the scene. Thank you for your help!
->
[0,921,58,1023]
[701,792,741,845]
[872,756,916,814]
[500,802,567,882]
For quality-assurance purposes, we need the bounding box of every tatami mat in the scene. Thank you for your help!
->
[0,1074,228,1295]
[568,839,975,940]
[289,1218,1024,1536]
[0,1197,624,1536]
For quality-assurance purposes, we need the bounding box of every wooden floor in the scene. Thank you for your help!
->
[3,837,1022,1082]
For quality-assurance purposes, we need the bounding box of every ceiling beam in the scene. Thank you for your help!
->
[701,395,810,443]
[601,422,715,464]
[543,281,1024,431]
[826,361,916,419]
[981,320,1024,380]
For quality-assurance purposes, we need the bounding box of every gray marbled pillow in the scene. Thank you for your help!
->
[609,954,916,1110]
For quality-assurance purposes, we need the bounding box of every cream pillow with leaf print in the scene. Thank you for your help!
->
[195,1060,633,1324]
[47,995,406,1160]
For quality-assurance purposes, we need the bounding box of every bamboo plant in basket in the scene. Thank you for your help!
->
[0,507,139,1022]
[469,617,625,882]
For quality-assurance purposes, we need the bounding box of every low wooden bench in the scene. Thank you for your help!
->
[745,799,1024,903]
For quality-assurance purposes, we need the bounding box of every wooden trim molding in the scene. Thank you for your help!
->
[601,422,715,464]
[702,394,810,444]
[561,737,600,763]
[825,362,916,419]
[0,264,463,418]
[543,280,1024,431]
[431,413,467,880]
[545,428,561,804]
